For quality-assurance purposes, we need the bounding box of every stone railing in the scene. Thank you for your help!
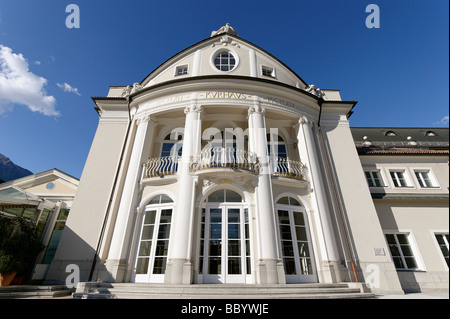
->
[190,147,260,174]
[269,156,308,181]
[143,156,180,178]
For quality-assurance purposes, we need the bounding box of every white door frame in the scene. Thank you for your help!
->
[199,203,252,284]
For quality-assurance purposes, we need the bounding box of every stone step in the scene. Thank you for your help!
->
[73,282,374,299]
[0,285,72,299]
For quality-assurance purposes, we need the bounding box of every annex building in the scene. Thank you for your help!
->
[43,24,448,295]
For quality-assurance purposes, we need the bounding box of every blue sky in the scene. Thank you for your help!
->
[0,0,448,179]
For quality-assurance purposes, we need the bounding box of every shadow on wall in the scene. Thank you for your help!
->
[43,226,114,285]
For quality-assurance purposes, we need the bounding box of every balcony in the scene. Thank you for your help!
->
[190,147,260,174]
[142,149,308,183]
[143,156,179,178]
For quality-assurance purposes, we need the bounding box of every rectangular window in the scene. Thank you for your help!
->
[175,65,188,76]
[365,171,384,187]
[262,66,275,77]
[385,233,418,270]
[435,233,449,267]
[415,171,434,188]
[390,171,408,187]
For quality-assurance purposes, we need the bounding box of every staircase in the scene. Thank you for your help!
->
[73,282,374,299]
[0,285,72,299]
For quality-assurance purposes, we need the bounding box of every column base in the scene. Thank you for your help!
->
[101,259,127,282]
[164,259,193,285]
[256,259,286,284]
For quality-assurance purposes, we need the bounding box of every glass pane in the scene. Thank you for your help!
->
[228,240,241,256]
[226,190,242,202]
[397,234,409,245]
[158,224,171,239]
[228,258,241,274]
[149,196,161,205]
[160,209,172,224]
[296,227,307,241]
[281,241,294,256]
[153,257,167,274]
[210,209,222,223]
[3,206,23,217]
[289,198,301,206]
[297,242,310,257]
[210,224,222,239]
[141,225,154,240]
[299,258,313,275]
[228,224,240,239]
[138,241,152,256]
[405,257,417,269]
[246,257,251,274]
[209,240,221,256]
[280,225,292,240]
[228,209,240,223]
[385,234,396,244]
[57,209,70,220]
[208,257,221,274]
[278,210,289,224]
[400,245,414,257]
[155,240,169,256]
[293,212,305,226]
[284,258,296,275]
[389,244,401,257]
[435,234,446,245]
[23,207,37,220]
[393,257,404,269]
[160,195,173,203]
[144,210,156,225]
[209,190,225,202]
[277,197,290,205]
[136,257,149,274]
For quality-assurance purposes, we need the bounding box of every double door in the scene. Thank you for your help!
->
[199,205,251,283]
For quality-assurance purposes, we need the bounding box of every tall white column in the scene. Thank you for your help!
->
[248,103,284,284]
[165,104,203,284]
[295,116,341,282]
[105,114,155,282]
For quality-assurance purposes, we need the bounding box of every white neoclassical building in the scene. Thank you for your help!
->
[44,24,448,295]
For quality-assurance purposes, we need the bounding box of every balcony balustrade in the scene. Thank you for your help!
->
[143,148,308,182]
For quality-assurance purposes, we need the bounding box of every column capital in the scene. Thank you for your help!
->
[248,104,266,116]
[298,116,314,127]
[135,113,157,126]
[184,104,204,114]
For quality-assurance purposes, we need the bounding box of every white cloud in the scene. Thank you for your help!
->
[435,115,449,126]
[34,61,41,66]
[0,45,59,116]
[57,82,81,96]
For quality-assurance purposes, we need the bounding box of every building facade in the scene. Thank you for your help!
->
[44,25,448,294]
[0,169,79,282]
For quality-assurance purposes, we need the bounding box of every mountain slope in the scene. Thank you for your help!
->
[0,153,33,183]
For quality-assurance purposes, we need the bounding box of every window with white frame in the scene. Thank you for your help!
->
[175,65,188,76]
[414,170,436,188]
[261,66,275,77]
[385,233,418,270]
[365,170,384,187]
[389,170,409,187]
[435,233,449,267]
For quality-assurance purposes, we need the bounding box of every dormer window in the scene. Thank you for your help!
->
[425,131,437,137]
[262,66,275,77]
[385,131,396,137]
[175,65,188,76]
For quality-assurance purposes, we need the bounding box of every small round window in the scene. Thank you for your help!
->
[214,51,236,71]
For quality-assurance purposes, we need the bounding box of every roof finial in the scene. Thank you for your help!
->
[211,23,238,37]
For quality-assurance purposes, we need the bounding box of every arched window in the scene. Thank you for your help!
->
[267,133,287,159]
[161,131,183,158]
[275,196,316,283]
[134,195,174,283]
[207,189,242,203]
[385,131,396,137]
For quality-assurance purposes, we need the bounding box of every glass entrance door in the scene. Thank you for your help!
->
[276,197,317,283]
[200,206,251,283]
